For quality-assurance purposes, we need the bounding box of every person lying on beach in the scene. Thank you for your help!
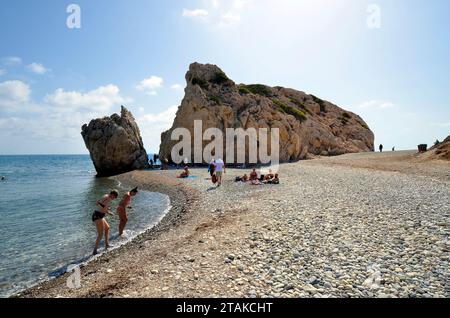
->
[235,174,249,182]
[117,187,138,236]
[264,173,280,184]
[234,174,248,182]
[235,174,248,182]
[272,174,280,184]
[177,166,190,178]
[264,169,275,181]
[92,190,119,255]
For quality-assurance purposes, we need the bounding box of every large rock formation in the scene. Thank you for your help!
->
[82,106,150,177]
[160,63,374,164]
[420,135,450,161]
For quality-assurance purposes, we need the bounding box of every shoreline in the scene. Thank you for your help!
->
[16,171,200,298]
[16,152,449,298]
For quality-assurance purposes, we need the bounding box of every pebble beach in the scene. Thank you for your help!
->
[19,151,449,298]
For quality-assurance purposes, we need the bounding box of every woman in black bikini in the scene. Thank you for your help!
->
[92,190,119,255]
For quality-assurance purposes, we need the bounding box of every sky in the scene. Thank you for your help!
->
[0,0,449,154]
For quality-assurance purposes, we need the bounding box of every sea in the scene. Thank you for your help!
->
[0,155,170,298]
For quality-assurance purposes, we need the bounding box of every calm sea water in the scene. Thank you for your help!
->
[0,155,170,298]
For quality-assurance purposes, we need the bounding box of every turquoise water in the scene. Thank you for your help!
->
[0,155,170,298]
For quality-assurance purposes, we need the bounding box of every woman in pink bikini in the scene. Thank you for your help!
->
[92,190,119,255]
[117,187,138,236]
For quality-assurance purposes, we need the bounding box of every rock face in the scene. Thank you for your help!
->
[82,106,150,177]
[160,63,374,164]
[420,136,450,161]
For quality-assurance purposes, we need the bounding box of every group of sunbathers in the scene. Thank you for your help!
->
[235,168,279,185]
[174,160,278,188]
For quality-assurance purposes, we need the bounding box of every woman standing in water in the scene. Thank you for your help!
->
[92,190,119,255]
[117,187,138,236]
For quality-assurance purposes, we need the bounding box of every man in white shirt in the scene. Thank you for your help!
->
[213,158,226,187]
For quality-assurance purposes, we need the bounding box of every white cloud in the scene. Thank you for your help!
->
[27,62,49,74]
[2,56,22,66]
[138,106,178,127]
[184,0,249,27]
[136,76,164,96]
[0,69,6,76]
[219,12,241,27]
[0,111,109,143]
[44,84,131,113]
[358,100,395,110]
[182,8,209,19]
[0,80,31,112]
[232,0,248,10]
[211,0,220,8]
[0,82,137,151]
[430,122,450,128]
[170,84,184,92]
[137,106,178,152]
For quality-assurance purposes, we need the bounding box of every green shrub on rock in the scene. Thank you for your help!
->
[211,71,230,85]
[191,77,209,89]
[274,100,307,122]
[243,84,272,97]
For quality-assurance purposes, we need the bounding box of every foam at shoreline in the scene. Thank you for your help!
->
[7,182,171,298]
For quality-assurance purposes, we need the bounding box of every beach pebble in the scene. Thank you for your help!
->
[25,154,449,298]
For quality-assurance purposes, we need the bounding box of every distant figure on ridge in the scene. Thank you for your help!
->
[379,144,384,152]
[117,187,138,236]
[92,190,119,255]
[392,147,395,152]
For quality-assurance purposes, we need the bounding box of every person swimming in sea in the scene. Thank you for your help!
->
[92,189,119,255]
[117,187,138,236]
